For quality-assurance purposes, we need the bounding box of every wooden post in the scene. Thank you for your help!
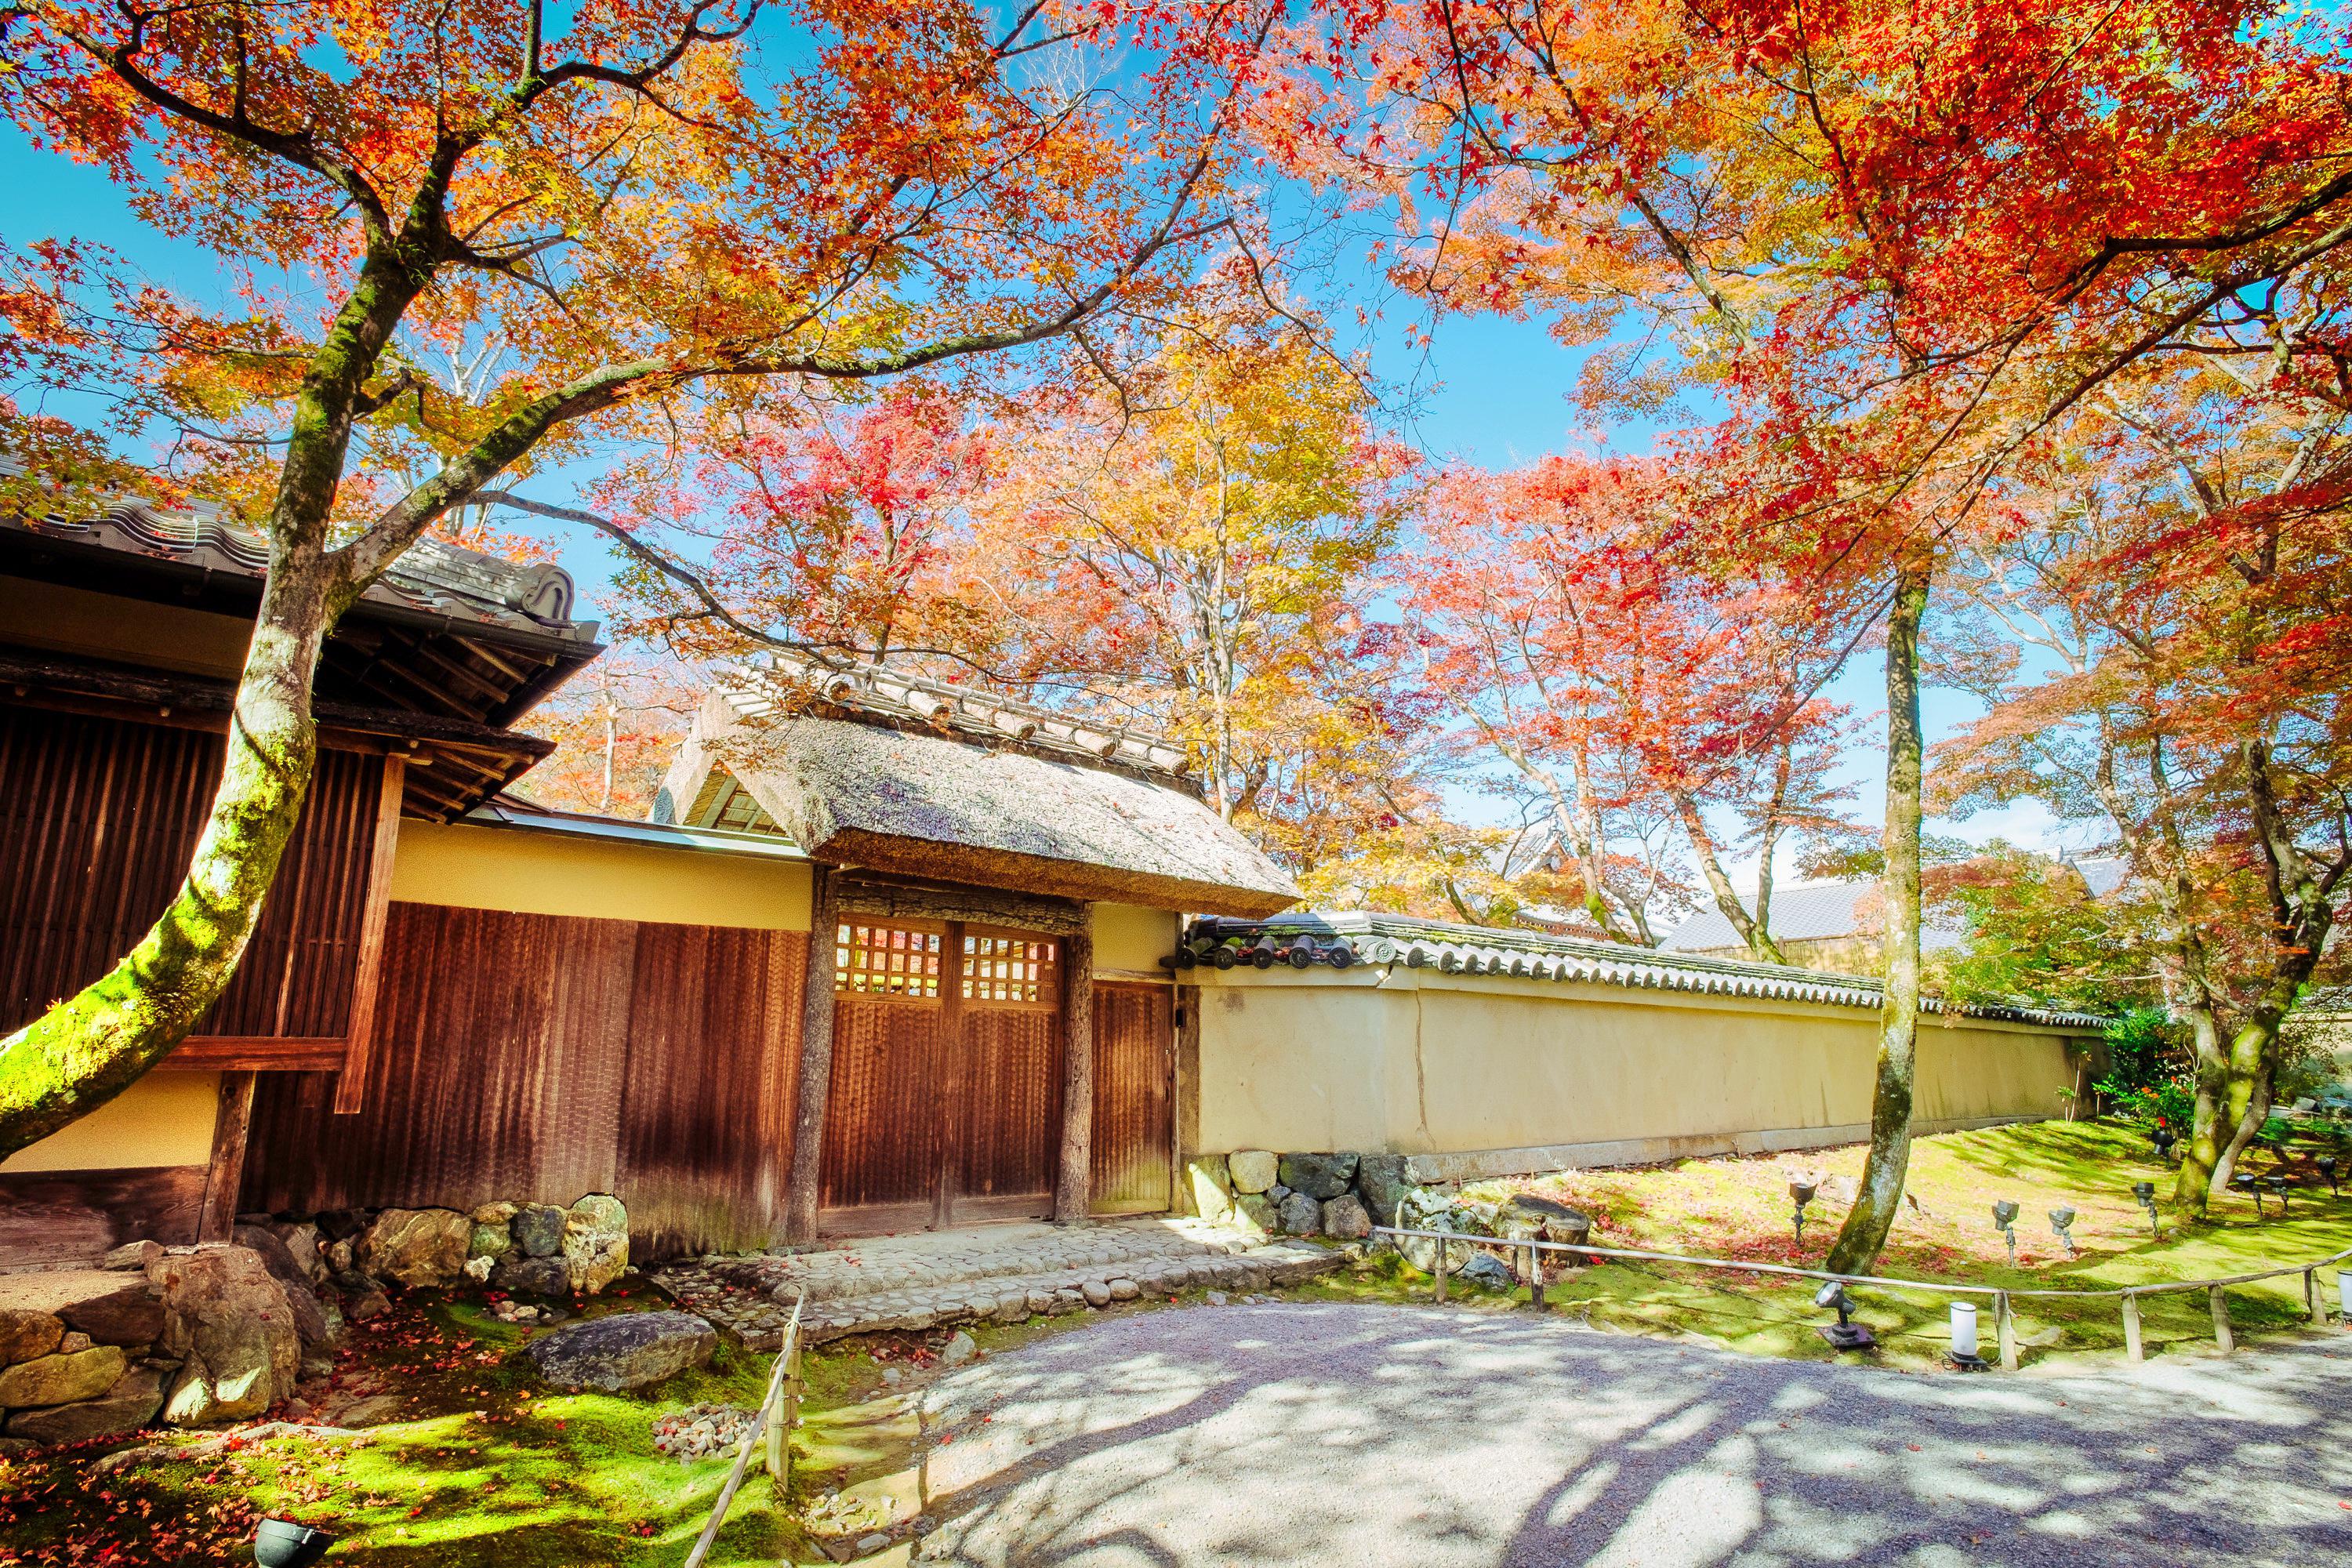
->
[2307,1269,2325,1326]
[2208,1285,2234,1352]
[2122,1292,2143,1362]
[197,1071,258,1241]
[1994,1290,2018,1371]
[1434,1243,1449,1303]
[766,1333,800,1484]
[1527,1243,1545,1311]
[782,869,838,1245]
[333,753,407,1114]
[1054,923,1095,1223]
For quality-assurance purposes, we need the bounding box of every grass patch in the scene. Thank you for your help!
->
[1312,1120,2352,1370]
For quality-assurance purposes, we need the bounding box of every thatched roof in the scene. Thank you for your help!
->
[655,677,1298,916]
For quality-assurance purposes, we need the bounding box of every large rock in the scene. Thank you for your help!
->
[0,1310,63,1367]
[4,1367,164,1445]
[147,1247,302,1425]
[268,1222,326,1283]
[60,1283,167,1348]
[1320,1194,1373,1240]
[511,1203,567,1258]
[2,1270,166,1350]
[1232,1193,1278,1237]
[233,1224,311,1294]
[1181,1155,1234,1223]
[494,1254,573,1299]
[1456,1253,1517,1293]
[1278,1152,1359,1201]
[1501,1194,1592,1244]
[522,1311,716,1392]
[1228,1151,1279,1195]
[1276,1192,1322,1236]
[469,1223,513,1262]
[358,1208,473,1288]
[1353,1155,1413,1227]
[562,1196,630,1294]
[0,1345,125,1408]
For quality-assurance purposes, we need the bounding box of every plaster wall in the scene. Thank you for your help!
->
[1,1070,221,1174]
[1092,903,1180,975]
[390,818,815,930]
[1193,965,2084,1171]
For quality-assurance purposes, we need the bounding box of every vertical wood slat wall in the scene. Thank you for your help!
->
[243,902,808,1259]
[0,704,383,1040]
[1091,982,1175,1214]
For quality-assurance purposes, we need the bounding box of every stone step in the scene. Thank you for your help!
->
[654,1226,1340,1348]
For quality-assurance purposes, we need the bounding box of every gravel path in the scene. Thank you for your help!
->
[913,1301,2352,1567]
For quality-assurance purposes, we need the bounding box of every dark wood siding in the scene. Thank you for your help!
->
[1091,982,1174,1214]
[0,704,383,1040]
[819,996,946,1230]
[956,1007,1062,1217]
[243,902,808,1258]
[0,1166,207,1265]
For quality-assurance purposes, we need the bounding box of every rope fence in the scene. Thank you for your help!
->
[681,1290,806,1568]
[1370,1225,2352,1370]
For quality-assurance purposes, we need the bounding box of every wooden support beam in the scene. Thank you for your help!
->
[782,869,838,1244]
[335,753,407,1113]
[196,1072,257,1241]
[1994,1290,2019,1371]
[2122,1292,2143,1361]
[162,1036,347,1073]
[1054,923,1095,1223]
[2209,1285,2234,1352]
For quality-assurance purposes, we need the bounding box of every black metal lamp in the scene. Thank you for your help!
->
[2233,1171,2265,1215]
[1814,1278,1876,1351]
[253,1519,334,1568]
[2048,1206,2078,1259]
[2132,1180,2161,1236]
[1991,1200,2020,1266]
[1790,1179,1818,1248]
[2151,1123,2178,1162]
[2264,1174,2291,1215]
[2320,1153,2340,1196]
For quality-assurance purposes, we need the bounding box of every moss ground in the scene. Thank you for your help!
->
[3,1123,2343,1564]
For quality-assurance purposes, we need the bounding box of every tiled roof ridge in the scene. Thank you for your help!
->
[720,651,1194,786]
[1,459,593,641]
[1177,910,2114,1030]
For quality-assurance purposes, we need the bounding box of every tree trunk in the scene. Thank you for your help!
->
[1825,560,1930,1275]
[0,545,336,1156]
[1673,787,1788,965]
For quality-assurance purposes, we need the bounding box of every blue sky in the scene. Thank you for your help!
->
[5,118,2072,885]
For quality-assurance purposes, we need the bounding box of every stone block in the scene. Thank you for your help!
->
[1181,1155,1235,1221]
[512,1203,567,1258]
[1276,1192,1322,1236]
[1228,1150,1279,1194]
[1277,1152,1359,1200]
[1320,1195,1372,1240]
[358,1209,473,1288]
[56,1282,167,1348]
[100,1241,162,1272]
[492,1253,572,1300]
[469,1223,513,1261]
[562,1195,630,1294]
[0,1310,63,1367]
[147,1246,302,1425]
[0,1345,125,1409]
[1232,1193,1278,1237]
[4,1367,164,1446]
[523,1311,717,1392]
[1353,1154,1413,1227]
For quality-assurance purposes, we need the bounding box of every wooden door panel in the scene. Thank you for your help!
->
[819,997,943,1231]
[953,1007,1060,1222]
[1091,982,1174,1214]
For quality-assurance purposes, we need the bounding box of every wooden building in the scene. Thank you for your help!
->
[1,503,1295,1264]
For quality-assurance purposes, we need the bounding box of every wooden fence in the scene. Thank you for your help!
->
[682,1292,806,1568]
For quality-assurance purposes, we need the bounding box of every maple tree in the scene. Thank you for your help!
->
[0,0,1291,1156]
[1398,452,1862,957]
[1297,0,2352,1262]
[1936,358,2352,1213]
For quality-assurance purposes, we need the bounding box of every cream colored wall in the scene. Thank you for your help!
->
[1193,966,2082,1159]
[0,1071,220,1174]
[391,818,814,929]
[1092,903,1178,975]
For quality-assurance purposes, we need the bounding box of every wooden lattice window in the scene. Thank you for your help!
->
[962,931,1059,1008]
[836,921,944,999]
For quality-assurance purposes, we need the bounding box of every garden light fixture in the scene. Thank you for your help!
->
[1945,1301,1988,1370]
[2263,1175,2290,1215]
[1991,1200,2020,1266]
[253,1519,334,1568]
[2233,1172,2265,1216]
[2048,1207,2078,1259]
[1790,1179,1818,1248]
[2151,1123,2178,1163]
[1814,1278,1876,1352]
[2132,1181,2160,1236]
[2321,1154,2341,1196]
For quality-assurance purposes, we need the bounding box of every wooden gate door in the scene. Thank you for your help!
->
[1091,982,1174,1214]
[819,919,1064,1234]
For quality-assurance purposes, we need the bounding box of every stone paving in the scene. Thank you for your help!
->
[653,1218,1340,1347]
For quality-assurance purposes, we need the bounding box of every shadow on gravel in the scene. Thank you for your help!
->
[908,1301,2352,1568]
